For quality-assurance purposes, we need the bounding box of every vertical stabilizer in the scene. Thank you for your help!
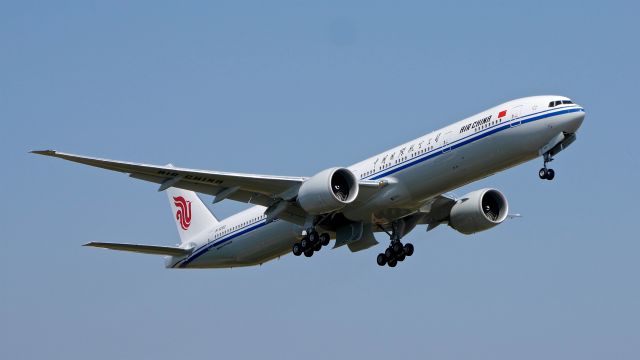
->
[166,188,219,244]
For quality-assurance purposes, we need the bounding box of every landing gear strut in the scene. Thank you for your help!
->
[539,152,556,180]
[292,230,330,258]
[376,223,414,268]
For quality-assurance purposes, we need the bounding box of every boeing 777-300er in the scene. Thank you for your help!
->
[33,95,585,268]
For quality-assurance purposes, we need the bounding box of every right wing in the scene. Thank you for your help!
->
[32,150,309,220]
[32,150,388,225]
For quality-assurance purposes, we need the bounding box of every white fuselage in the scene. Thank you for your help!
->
[168,95,585,268]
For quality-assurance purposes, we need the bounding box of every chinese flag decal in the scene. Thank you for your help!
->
[498,110,507,118]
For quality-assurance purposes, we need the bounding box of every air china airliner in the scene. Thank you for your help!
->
[33,95,585,269]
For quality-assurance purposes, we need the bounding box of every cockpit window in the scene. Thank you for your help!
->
[549,99,574,107]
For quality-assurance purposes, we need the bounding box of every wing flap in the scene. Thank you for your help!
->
[84,242,192,256]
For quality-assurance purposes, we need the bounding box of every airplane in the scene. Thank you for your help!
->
[32,95,585,269]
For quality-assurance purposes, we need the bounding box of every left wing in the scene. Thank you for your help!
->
[418,194,457,230]
[84,242,192,256]
[372,194,457,235]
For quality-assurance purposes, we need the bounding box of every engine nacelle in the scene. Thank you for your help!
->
[449,188,509,235]
[297,168,359,215]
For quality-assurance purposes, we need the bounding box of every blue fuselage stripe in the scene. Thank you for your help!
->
[173,220,269,268]
[368,106,583,180]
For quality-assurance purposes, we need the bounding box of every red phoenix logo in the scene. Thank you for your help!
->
[173,196,192,230]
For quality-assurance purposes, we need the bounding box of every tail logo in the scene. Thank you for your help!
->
[173,196,192,230]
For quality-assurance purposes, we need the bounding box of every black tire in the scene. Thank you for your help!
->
[309,231,319,243]
[385,248,394,259]
[292,243,303,256]
[546,168,555,180]
[388,258,398,267]
[304,249,314,257]
[377,253,387,266]
[392,242,404,254]
[301,238,310,249]
[397,253,406,262]
[404,243,414,256]
[320,233,330,246]
[539,168,547,179]
[313,243,322,252]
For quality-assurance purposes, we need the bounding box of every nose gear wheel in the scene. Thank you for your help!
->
[539,152,556,180]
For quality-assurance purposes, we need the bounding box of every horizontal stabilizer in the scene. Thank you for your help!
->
[84,242,192,256]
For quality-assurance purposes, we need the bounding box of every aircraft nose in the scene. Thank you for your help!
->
[564,106,585,133]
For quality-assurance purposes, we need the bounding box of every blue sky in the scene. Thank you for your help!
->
[2,1,640,359]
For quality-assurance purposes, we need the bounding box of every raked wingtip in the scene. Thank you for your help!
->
[30,149,57,156]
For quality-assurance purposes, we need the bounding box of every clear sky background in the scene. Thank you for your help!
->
[2,1,639,359]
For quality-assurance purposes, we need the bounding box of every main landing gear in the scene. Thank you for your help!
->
[539,152,556,181]
[376,224,414,268]
[292,230,330,258]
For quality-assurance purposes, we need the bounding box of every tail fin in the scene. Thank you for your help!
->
[166,188,219,244]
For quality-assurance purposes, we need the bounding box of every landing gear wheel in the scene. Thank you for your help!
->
[385,248,394,259]
[313,243,322,252]
[308,231,319,243]
[304,249,314,257]
[377,253,387,266]
[403,243,414,256]
[546,168,555,180]
[292,243,303,256]
[539,168,548,179]
[377,220,416,267]
[320,233,330,246]
[301,238,310,249]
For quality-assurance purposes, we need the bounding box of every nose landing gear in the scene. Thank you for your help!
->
[539,152,556,180]
[292,230,330,258]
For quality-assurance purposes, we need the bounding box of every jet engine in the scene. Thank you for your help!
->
[297,168,359,215]
[449,188,509,235]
